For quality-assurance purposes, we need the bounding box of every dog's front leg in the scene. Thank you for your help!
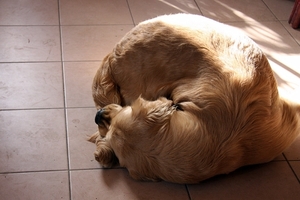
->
[94,138,118,168]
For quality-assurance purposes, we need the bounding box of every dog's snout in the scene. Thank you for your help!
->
[95,109,105,125]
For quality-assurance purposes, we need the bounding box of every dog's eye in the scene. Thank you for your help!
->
[173,103,183,111]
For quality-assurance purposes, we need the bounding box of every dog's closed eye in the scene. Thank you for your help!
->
[173,103,183,111]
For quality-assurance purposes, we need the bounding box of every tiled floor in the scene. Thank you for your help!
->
[0,0,299,199]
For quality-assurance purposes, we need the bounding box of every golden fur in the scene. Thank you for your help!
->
[89,14,300,184]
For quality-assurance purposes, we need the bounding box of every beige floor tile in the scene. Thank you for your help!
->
[60,0,132,25]
[128,0,201,24]
[227,21,299,54]
[0,171,69,199]
[195,0,276,22]
[281,20,300,45]
[71,169,189,200]
[263,0,294,20]
[64,62,100,108]
[284,137,300,160]
[0,109,68,172]
[67,108,102,169]
[61,25,133,61]
[0,0,59,25]
[290,161,300,181]
[0,63,64,110]
[188,162,300,199]
[0,26,61,62]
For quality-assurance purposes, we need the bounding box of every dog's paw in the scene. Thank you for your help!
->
[94,141,118,168]
[88,131,101,143]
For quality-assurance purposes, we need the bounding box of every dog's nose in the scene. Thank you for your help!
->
[95,109,105,125]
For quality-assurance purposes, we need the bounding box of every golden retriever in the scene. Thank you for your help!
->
[88,14,300,184]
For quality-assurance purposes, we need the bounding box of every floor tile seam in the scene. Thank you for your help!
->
[0,60,62,63]
[278,20,300,46]
[271,159,293,162]
[285,159,300,162]
[63,60,102,63]
[0,61,62,64]
[0,107,65,112]
[0,60,103,64]
[223,19,286,24]
[65,107,96,110]
[0,24,134,27]
[125,0,137,26]
[61,60,103,62]
[185,184,192,200]
[60,23,134,27]
[0,25,60,27]
[0,107,96,112]
[56,1,73,199]
[70,167,125,172]
[261,0,280,21]
[0,169,69,175]
[193,0,203,16]
[282,153,300,183]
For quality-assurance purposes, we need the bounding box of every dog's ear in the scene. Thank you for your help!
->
[94,140,118,168]
[92,54,122,109]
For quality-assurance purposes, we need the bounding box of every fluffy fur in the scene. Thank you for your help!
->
[89,14,300,184]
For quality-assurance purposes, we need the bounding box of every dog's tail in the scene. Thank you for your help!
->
[280,96,300,138]
[92,54,121,109]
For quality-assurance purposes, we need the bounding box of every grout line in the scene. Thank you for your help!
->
[0,169,69,175]
[278,20,300,46]
[0,60,102,64]
[0,24,60,27]
[0,61,62,64]
[125,0,136,26]
[263,0,300,49]
[282,153,300,184]
[70,167,125,172]
[57,0,73,200]
[261,0,279,21]
[0,167,126,175]
[65,106,96,109]
[59,24,134,27]
[0,106,95,112]
[0,107,65,112]
[193,0,203,15]
[185,184,192,200]
[0,24,133,27]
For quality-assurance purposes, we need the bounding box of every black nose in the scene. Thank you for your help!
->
[95,109,105,125]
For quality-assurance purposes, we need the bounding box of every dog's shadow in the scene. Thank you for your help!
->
[99,166,187,199]
[98,159,296,199]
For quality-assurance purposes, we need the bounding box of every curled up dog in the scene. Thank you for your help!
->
[88,14,300,184]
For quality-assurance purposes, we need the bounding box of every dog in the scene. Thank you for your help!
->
[88,14,300,184]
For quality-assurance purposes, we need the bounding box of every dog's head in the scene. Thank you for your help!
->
[93,97,180,167]
[95,96,177,135]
